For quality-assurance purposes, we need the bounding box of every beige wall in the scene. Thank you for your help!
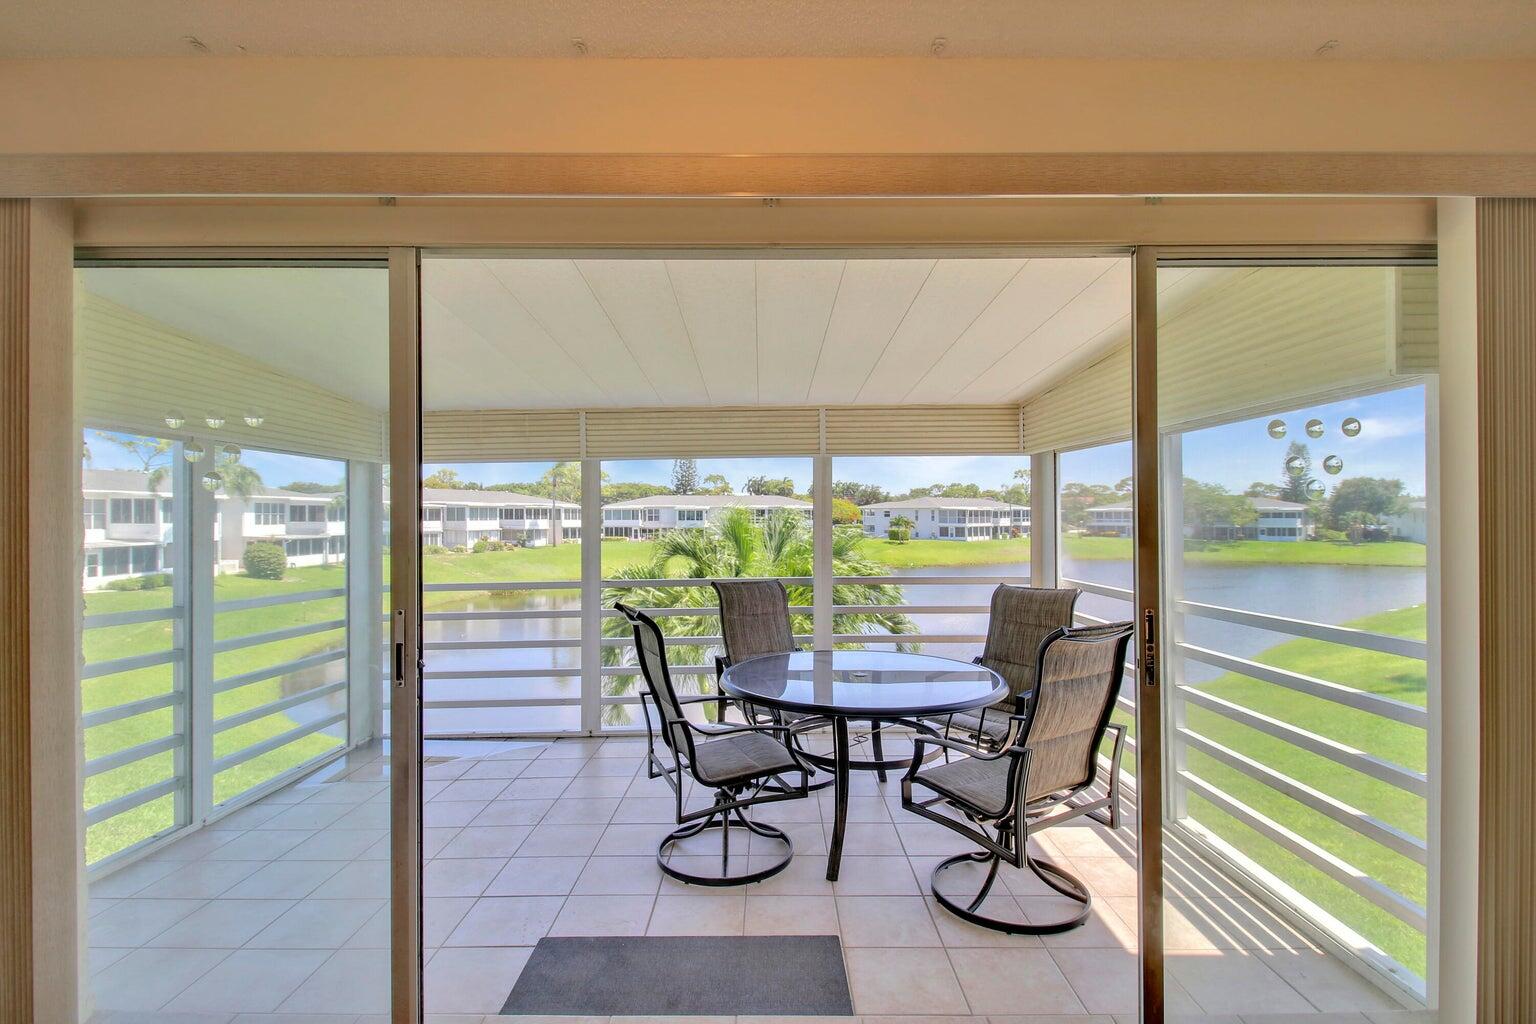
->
[3,56,1536,155]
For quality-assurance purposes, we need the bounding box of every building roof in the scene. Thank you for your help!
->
[82,468,161,494]
[604,493,811,510]
[421,486,578,508]
[860,496,1022,511]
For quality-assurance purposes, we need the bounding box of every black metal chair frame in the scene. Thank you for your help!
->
[710,579,838,790]
[900,622,1134,934]
[618,601,815,887]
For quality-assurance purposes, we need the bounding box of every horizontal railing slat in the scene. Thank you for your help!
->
[1179,644,1428,728]
[1179,685,1427,797]
[84,776,181,827]
[1176,599,1427,660]
[81,647,180,680]
[213,618,345,654]
[1179,728,1428,864]
[213,587,345,614]
[213,711,346,773]
[213,680,348,735]
[1060,577,1134,601]
[83,690,183,730]
[84,605,181,629]
[85,732,183,778]
[213,648,347,695]
[1180,770,1428,930]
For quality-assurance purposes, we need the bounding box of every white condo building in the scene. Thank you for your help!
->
[603,493,811,539]
[1087,495,1309,541]
[859,496,1029,541]
[419,487,581,549]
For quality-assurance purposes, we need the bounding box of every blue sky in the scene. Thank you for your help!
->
[86,431,345,488]
[427,386,1427,497]
[90,385,1424,499]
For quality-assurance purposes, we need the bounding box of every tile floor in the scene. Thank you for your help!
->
[86,735,1431,1024]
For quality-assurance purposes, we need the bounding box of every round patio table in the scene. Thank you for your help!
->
[719,649,1007,881]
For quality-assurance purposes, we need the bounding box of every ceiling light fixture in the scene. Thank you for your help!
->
[930,37,948,57]
[571,38,589,56]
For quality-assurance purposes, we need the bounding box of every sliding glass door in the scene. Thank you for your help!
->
[1143,258,1440,1019]
[73,260,407,1021]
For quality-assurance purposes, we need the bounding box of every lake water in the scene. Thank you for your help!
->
[420,555,1427,734]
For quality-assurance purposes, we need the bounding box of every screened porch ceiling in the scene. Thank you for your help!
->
[80,255,1176,412]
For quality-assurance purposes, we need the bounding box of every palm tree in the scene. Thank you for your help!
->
[600,508,915,726]
[210,449,264,499]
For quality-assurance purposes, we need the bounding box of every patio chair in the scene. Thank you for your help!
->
[924,584,1081,749]
[712,579,834,789]
[901,621,1134,933]
[617,601,814,886]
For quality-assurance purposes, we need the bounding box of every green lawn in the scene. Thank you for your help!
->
[83,564,353,862]
[1176,603,1428,976]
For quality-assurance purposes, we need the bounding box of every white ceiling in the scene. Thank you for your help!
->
[3,0,1533,59]
[421,256,1139,410]
[78,257,1219,414]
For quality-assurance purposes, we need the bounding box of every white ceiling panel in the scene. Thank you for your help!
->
[423,259,601,408]
[909,257,1118,403]
[755,260,846,404]
[485,259,659,406]
[804,259,937,406]
[665,259,760,405]
[575,259,709,405]
[854,257,1027,404]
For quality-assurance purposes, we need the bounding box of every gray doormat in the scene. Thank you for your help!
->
[501,935,854,1016]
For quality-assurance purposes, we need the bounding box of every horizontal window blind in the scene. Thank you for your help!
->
[423,410,583,462]
[1020,265,1438,452]
[77,293,385,462]
[1158,266,1436,432]
[421,403,1027,460]
[824,405,1023,454]
[1392,266,1439,375]
[1020,345,1131,453]
[585,407,821,458]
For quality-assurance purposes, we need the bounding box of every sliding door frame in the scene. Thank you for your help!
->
[1135,245,1449,1018]
[1131,244,1166,1023]
[389,246,424,1024]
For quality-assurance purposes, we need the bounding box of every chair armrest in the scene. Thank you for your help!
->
[689,720,795,739]
[906,715,1027,783]
[676,692,726,706]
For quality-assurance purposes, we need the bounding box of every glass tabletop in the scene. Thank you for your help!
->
[718,649,1007,718]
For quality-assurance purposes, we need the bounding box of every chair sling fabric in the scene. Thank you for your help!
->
[901,620,1134,934]
[935,585,1080,744]
[715,579,796,665]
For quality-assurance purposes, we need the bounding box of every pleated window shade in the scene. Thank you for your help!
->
[1020,265,1438,453]
[76,293,386,462]
[421,404,1025,461]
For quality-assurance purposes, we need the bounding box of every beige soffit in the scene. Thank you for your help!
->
[1020,264,1440,452]
[77,292,387,461]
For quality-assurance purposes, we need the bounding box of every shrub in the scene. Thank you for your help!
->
[887,528,910,543]
[472,539,509,553]
[103,572,173,591]
[1313,528,1349,543]
[450,545,468,554]
[242,541,288,580]
[423,544,447,555]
